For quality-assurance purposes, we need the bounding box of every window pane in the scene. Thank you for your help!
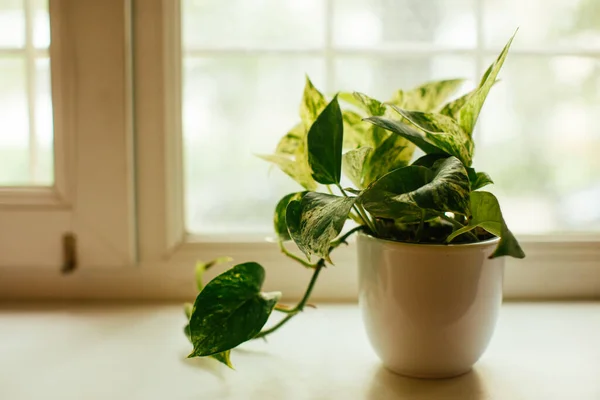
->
[0,0,53,186]
[0,56,29,184]
[183,57,325,233]
[476,56,600,234]
[0,0,24,48]
[182,0,325,48]
[484,0,600,49]
[333,0,476,49]
[334,55,475,99]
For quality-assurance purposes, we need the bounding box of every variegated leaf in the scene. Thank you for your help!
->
[402,79,466,112]
[307,96,344,184]
[342,147,373,189]
[362,134,412,187]
[389,105,474,166]
[286,192,355,261]
[458,32,515,135]
[352,92,387,116]
[364,116,446,156]
[274,192,306,241]
[188,262,281,357]
[440,91,473,120]
[275,123,304,155]
[257,154,318,191]
[300,76,327,128]
[342,110,370,149]
[447,191,525,259]
[359,156,471,219]
[338,92,364,109]
[466,167,494,191]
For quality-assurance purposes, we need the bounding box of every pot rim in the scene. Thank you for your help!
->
[357,231,500,250]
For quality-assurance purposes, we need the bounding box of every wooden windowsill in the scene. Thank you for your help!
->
[0,302,598,399]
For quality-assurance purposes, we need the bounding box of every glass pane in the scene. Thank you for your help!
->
[183,57,325,233]
[33,0,50,49]
[484,0,600,49]
[476,56,600,234]
[35,57,53,184]
[0,56,29,184]
[334,55,475,100]
[182,0,324,48]
[332,0,476,49]
[0,0,25,48]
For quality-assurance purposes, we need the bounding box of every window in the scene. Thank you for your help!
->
[180,0,600,237]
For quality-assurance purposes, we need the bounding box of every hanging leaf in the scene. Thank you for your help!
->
[188,262,280,357]
[388,105,474,166]
[300,76,328,128]
[458,32,516,135]
[402,79,466,111]
[307,96,344,184]
[359,157,470,219]
[274,192,306,241]
[446,191,525,259]
[342,147,373,189]
[286,192,355,261]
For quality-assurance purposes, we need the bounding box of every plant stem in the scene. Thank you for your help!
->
[277,240,318,269]
[336,184,377,234]
[416,209,426,242]
[255,260,325,339]
[439,214,478,241]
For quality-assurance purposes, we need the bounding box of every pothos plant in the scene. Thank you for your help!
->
[184,33,524,369]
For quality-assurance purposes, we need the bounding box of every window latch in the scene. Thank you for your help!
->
[62,233,77,274]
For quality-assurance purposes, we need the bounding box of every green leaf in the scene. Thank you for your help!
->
[307,96,344,184]
[286,192,355,261]
[388,105,474,166]
[352,92,387,116]
[402,79,466,111]
[184,302,193,319]
[359,156,471,219]
[275,123,304,155]
[210,351,233,369]
[342,147,373,189]
[362,135,412,187]
[440,91,473,120]
[458,32,516,135]
[274,192,306,241]
[342,110,370,149]
[257,153,318,191]
[447,191,525,259]
[364,116,446,156]
[300,76,328,127]
[188,262,281,357]
[466,167,494,191]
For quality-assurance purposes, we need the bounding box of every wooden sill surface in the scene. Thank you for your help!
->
[0,302,598,400]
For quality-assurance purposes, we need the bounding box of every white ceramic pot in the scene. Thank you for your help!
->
[357,232,504,379]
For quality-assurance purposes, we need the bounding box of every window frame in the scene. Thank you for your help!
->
[1,0,598,301]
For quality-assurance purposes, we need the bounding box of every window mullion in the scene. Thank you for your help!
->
[24,0,38,184]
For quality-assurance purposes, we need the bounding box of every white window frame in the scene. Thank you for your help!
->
[1,0,598,301]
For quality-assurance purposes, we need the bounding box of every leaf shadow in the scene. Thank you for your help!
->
[366,366,485,400]
[179,352,226,380]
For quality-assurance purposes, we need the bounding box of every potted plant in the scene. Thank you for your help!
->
[184,33,524,377]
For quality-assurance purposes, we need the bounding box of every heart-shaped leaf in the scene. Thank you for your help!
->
[274,192,306,241]
[359,156,470,219]
[447,191,525,259]
[286,192,355,261]
[342,147,373,189]
[388,105,474,166]
[458,32,515,135]
[300,76,327,127]
[307,96,344,184]
[188,262,280,357]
